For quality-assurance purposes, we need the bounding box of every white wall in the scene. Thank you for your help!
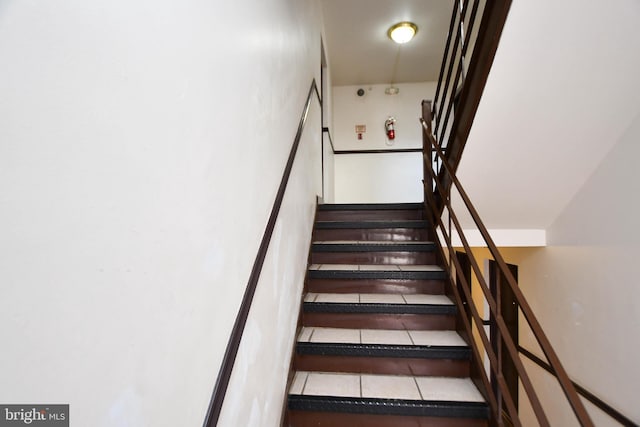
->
[320,37,335,203]
[476,113,640,426]
[217,100,322,426]
[331,82,435,203]
[322,134,336,202]
[0,1,324,426]
[518,111,640,426]
[333,82,436,150]
[334,153,422,203]
[459,0,640,230]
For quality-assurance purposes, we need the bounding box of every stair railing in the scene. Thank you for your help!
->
[420,109,594,426]
[430,0,512,208]
[423,1,635,423]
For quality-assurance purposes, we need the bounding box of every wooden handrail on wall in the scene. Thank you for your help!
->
[203,79,320,427]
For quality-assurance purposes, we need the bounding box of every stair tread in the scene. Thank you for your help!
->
[304,293,453,305]
[303,293,456,315]
[308,264,446,280]
[287,205,487,422]
[312,241,435,253]
[315,220,428,229]
[310,264,443,272]
[318,203,423,211]
[314,240,433,244]
[304,302,457,316]
[299,327,466,346]
[290,372,484,403]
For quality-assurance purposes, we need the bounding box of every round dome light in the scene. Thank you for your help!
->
[387,22,418,44]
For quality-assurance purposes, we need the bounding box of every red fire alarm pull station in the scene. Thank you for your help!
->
[355,124,366,140]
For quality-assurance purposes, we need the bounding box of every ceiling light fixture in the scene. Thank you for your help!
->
[387,22,418,44]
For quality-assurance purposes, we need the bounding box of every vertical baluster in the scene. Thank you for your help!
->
[435,0,468,137]
[433,0,460,125]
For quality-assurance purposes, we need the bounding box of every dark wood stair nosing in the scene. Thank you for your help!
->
[312,242,435,252]
[315,220,429,229]
[318,203,424,211]
[303,302,456,315]
[306,279,445,295]
[308,270,447,280]
[288,395,489,419]
[296,342,471,360]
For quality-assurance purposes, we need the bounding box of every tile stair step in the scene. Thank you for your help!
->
[298,327,467,347]
[291,372,484,401]
[316,213,426,222]
[315,220,429,229]
[303,302,456,315]
[304,293,453,305]
[296,342,471,360]
[308,268,446,281]
[318,203,424,211]
[288,371,488,420]
[286,204,488,425]
[317,213,427,222]
[309,264,444,271]
[310,243,438,265]
[306,278,445,295]
[302,294,457,330]
[312,241,436,252]
[294,327,469,375]
[301,314,456,331]
[313,226,431,242]
[288,395,489,419]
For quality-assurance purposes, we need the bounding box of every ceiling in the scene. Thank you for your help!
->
[321,0,453,86]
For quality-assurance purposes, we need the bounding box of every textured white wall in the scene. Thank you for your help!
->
[0,0,324,426]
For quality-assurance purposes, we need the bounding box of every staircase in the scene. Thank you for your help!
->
[284,203,490,427]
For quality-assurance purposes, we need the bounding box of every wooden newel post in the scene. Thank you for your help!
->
[421,100,436,226]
